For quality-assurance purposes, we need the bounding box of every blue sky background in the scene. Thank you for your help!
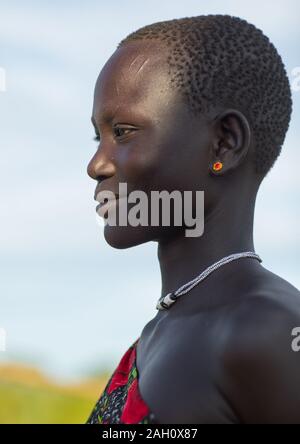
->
[0,0,299,382]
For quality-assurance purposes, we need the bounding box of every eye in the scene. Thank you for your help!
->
[113,126,135,139]
[93,126,136,143]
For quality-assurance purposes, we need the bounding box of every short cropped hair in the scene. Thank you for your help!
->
[118,15,292,177]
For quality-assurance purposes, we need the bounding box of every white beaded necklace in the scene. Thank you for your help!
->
[156,251,262,310]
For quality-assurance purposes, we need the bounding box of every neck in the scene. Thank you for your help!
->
[157,191,257,298]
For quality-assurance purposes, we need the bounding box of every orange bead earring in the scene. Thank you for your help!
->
[212,161,223,172]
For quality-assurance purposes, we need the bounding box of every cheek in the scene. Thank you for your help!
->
[115,138,165,185]
[114,130,206,193]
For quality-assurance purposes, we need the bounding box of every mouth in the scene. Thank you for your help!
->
[96,197,119,218]
[95,188,120,201]
[96,199,118,217]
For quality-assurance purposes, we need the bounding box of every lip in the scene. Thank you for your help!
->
[94,185,119,202]
[94,185,102,201]
[96,197,119,218]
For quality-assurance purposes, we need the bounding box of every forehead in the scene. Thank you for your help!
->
[93,41,179,123]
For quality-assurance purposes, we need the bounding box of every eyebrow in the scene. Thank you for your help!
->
[91,109,117,129]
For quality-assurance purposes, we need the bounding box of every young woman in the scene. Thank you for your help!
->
[86,15,300,424]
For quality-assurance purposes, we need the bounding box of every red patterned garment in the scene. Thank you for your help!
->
[86,338,157,424]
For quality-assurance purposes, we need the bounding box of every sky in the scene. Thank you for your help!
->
[0,0,299,382]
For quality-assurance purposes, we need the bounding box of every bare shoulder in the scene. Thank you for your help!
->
[226,267,300,338]
[218,270,300,423]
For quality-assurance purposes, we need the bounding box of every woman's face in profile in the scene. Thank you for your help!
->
[88,41,212,249]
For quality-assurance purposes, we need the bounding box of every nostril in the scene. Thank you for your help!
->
[97,175,109,183]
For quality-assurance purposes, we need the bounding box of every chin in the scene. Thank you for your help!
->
[103,223,183,249]
[103,224,157,249]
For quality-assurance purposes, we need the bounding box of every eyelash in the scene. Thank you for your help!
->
[93,126,135,142]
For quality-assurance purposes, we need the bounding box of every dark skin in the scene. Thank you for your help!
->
[87,40,300,424]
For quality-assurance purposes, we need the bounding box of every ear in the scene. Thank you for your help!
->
[209,109,251,176]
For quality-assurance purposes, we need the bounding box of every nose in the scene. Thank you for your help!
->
[87,146,116,181]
